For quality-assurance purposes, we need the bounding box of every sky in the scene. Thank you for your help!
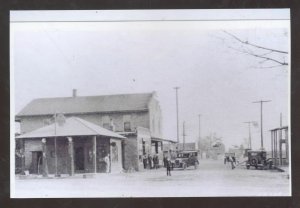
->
[11,10,290,151]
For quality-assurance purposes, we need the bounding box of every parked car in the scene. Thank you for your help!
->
[246,150,273,170]
[171,150,199,170]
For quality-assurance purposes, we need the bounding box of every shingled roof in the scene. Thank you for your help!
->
[16,117,126,139]
[17,92,154,117]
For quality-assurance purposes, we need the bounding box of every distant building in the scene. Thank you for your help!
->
[228,145,246,159]
[162,140,178,159]
[207,141,225,160]
[16,91,166,172]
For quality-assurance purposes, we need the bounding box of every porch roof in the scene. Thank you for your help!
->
[151,137,177,143]
[16,117,126,139]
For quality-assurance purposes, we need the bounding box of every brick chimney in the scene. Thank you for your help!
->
[72,89,77,98]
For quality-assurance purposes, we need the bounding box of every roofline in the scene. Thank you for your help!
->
[16,109,149,118]
[269,126,288,131]
[179,150,199,153]
[151,137,177,143]
[118,131,137,136]
[29,92,154,101]
[16,134,125,140]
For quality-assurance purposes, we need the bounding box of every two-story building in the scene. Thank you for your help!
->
[16,91,164,172]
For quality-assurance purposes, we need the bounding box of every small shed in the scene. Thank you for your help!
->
[16,117,125,176]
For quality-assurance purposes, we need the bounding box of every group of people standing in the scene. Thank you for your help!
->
[224,154,236,169]
[143,154,159,169]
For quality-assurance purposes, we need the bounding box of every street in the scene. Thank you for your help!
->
[13,159,290,198]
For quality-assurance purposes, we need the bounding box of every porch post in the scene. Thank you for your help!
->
[20,138,25,174]
[274,131,277,167]
[67,137,74,176]
[285,128,289,165]
[41,138,48,177]
[279,132,283,166]
[271,131,274,164]
[93,136,97,173]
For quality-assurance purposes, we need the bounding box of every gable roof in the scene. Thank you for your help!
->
[16,117,126,139]
[17,92,153,117]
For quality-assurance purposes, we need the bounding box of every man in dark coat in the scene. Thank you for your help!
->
[143,155,147,169]
[163,156,167,167]
[166,158,172,176]
[148,155,152,169]
[153,155,159,169]
[229,155,235,169]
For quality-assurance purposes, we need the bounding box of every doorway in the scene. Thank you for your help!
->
[31,151,43,174]
[75,147,85,171]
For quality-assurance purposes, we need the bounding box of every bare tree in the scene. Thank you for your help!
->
[219,30,288,69]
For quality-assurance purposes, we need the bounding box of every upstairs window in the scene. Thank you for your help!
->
[103,123,110,130]
[123,114,131,132]
[124,121,131,132]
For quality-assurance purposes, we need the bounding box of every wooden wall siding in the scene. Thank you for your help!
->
[19,111,150,134]
[96,136,110,173]
[122,135,138,171]
[24,138,42,173]
[148,97,162,138]
[23,136,115,174]
[110,139,123,173]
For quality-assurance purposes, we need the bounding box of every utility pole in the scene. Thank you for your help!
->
[174,87,180,144]
[198,114,201,158]
[183,121,186,151]
[244,121,254,149]
[54,112,58,177]
[198,114,201,142]
[253,100,271,150]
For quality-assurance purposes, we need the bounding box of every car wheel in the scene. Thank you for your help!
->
[269,161,273,169]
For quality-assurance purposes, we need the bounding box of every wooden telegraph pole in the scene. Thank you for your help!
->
[182,121,186,151]
[174,87,180,152]
[253,100,271,150]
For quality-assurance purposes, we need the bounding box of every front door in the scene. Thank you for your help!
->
[75,147,85,172]
[31,151,42,174]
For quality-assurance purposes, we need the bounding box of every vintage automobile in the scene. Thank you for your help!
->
[171,150,199,170]
[246,150,273,170]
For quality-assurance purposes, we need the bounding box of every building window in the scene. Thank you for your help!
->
[43,118,52,126]
[151,142,158,154]
[102,115,110,128]
[123,114,131,132]
[103,123,110,130]
[124,121,131,132]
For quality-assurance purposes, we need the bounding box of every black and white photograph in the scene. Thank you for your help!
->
[10,9,291,198]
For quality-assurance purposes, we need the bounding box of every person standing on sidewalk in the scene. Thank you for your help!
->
[229,155,235,169]
[166,158,172,176]
[104,154,110,173]
[148,155,153,169]
[143,155,148,169]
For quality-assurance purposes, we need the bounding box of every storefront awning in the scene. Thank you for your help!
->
[151,137,177,143]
